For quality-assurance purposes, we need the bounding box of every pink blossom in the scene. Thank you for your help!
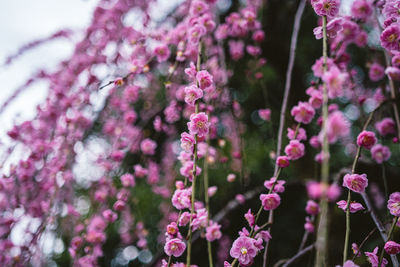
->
[244,209,255,227]
[276,156,290,168]
[384,241,400,255]
[120,173,135,187]
[305,200,320,215]
[323,67,346,99]
[326,111,350,144]
[190,0,209,16]
[264,177,286,193]
[184,85,203,106]
[180,160,201,181]
[312,56,336,77]
[229,40,244,61]
[178,212,191,226]
[351,0,372,20]
[307,182,323,200]
[369,63,385,82]
[258,109,271,121]
[336,260,360,267]
[134,164,148,178]
[327,184,341,202]
[380,23,400,52]
[357,131,377,149]
[180,132,195,153]
[371,144,391,164]
[227,173,236,182]
[252,30,265,42]
[388,192,400,216]
[342,173,368,193]
[385,66,400,80]
[229,236,258,266]
[336,200,365,213]
[308,89,323,109]
[312,0,340,17]
[154,44,170,62]
[260,193,281,210]
[205,221,222,242]
[171,188,191,210]
[188,24,206,44]
[365,247,388,267]
[196,70,213,90]
[313,18,343,39]
[284,140,305,160]
[102,209,117,222]
[236,194,246,204]
[208,186,217,197]
[287,127,307,141]
[291,101,315,124]
[383,1,400,19]
[164,238,186,257]
[166,222,179,237]
[375,118,396,136]
[188,112,210,137]
[304,217,314,233]
[140,138,157,155]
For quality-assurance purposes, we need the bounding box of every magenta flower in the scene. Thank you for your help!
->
[371,144,391,164]
[284,140,305,160]
[140,138,157,155]
[313,17,343,39]
[323,66,345,99]
[180,132,195,153]
[180,160,201,181]
[352,243,362,257]
[388,192,400,216]
[312,0,340,17]
[304,217,314,233]
[120,173,135,187]
[343,173,368,193]
[375,118,396,136]
[385,66,400,80]
[288,127,307,141]
[258,108,271,121]
[380,23,400,52]
[171,188,192,210]
[244,209,255,227]
[351,0,372,20]
[188,112,210,137]
[291,101,315,124]
[384,241,400,255]
[356,131,377,149]
[153,44,170,62]
[166,222,179,238]
[229,236,258,266]
[164,238,186,257]
[260,193,281,210]
[184,85,203,106]
[205,221,222,242]
[276,156,290,168]
[305,200,320,215]
[336,260,360,267]
[369,63,385,82]
[188,24,206,44]
[383,1,400,19]
[196,70,213,90]
[102,209,117,222]
[227,173,236,182]
[336,200,365,213]
[365,247,388,267]
[264,177,286,193]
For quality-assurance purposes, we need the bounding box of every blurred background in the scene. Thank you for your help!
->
[1,0,400,266]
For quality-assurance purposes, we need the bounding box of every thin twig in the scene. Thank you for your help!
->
[262,1,306,265]
[282,244,315,267]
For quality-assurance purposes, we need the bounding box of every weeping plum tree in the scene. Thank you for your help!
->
[1,0,400,266]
